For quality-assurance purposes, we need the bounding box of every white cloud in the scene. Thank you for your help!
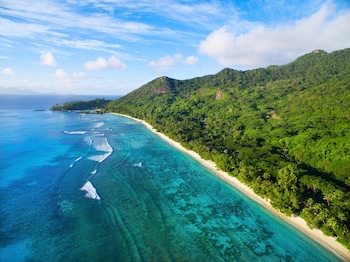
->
[84,56,127,70]
[184,55,199,66]
[0,1,153,43]
[49,39,124,54]
[108,56,127,70]
[54,69,86,80]
[1,68,14,75]
[40,52,56,66]
[149,54,199,73]
[0,0,239,57]
[0,17,47,38]
[84,57,108,70]
[199,2,350,68]
[149,54,180,72]
[54,69,67,79]
[72,72,86,79]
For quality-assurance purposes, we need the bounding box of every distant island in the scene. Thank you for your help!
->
[51,98,111,113]
[0,87,39,95]
[53,48,350,251]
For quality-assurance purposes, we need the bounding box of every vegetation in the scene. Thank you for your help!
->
[106,48,350,249]
[51,98,111,112]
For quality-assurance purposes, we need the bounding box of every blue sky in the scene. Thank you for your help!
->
[1,0,350,95]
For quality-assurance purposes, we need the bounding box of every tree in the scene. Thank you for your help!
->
[327,217,338,233]
[323,189,344,206]
[277,165,298,192]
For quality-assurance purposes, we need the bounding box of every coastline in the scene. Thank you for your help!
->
[112,113,350,261]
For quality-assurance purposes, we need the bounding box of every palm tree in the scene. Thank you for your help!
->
[326,217,338,233]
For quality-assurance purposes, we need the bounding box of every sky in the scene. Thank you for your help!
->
[0,0,350,95]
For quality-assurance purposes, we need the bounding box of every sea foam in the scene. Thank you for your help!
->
[88,153,112,163]
[80,181,100,200]
[84,136,93,145]
[74,156,83,162]
[94,122,104,128]
[87,137,113,163]
[93,133,105,136]
[69,156,83,168]
[93,137,113,152]
[64,131,87,135]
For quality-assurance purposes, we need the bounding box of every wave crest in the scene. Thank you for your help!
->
[80,181,100,200]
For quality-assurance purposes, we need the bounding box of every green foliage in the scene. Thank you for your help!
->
[106,48,350,250]
[51,98,111,111]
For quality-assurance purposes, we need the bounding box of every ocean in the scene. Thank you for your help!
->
[0,95,343,261]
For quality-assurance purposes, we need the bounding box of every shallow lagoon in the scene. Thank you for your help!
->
[0,98,344,261]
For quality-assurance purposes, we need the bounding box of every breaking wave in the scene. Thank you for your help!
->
[87,137,113,163]
[64,131,87,135]
[80,181,100,200]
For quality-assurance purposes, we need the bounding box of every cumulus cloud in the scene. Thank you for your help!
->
[108,56,127,70]
[54,69,67,79]
[40,52,56,66]
[149,54,199,73]
[72,72,86,79]
[149,54,181,72]
[84,56,127,70]
[1,68,14,75]
[84,57,108,70]
[184,55,199,66]
[54,69,86,80]
[199,2,350,68]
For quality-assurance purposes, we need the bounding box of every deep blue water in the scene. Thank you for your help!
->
[0,95,343,261]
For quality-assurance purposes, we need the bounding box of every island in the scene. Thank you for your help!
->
[51,98,111,113]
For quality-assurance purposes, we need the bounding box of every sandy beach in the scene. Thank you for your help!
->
[113,113,350,261]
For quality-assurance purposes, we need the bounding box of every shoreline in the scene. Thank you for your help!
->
[112,113,350,261]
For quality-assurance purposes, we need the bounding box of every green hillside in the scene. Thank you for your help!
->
[106,48,350,249]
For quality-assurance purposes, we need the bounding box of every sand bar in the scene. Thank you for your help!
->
[112,113,350,261]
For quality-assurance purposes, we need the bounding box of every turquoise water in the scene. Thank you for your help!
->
[0,96,343,261]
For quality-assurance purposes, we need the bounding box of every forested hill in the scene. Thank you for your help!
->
[106,48,350,249]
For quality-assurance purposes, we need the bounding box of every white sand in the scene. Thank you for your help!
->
[112,113,350,261]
